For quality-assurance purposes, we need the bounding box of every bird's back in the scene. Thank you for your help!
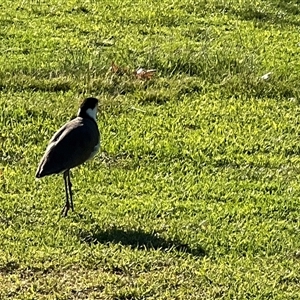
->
[36,117,100,178]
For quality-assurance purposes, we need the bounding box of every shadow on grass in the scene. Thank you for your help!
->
[0,261,20,275]
[232,6,300,27]
[80,227,205,257]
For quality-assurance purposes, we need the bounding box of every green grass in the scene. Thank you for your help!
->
[1,0,300,298]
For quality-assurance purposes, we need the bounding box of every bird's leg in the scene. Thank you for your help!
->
[67,170,74,211]
[61,170,70,217]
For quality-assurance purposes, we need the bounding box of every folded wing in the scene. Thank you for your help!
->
[36,117,100,178]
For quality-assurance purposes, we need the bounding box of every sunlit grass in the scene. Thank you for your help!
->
[1,0,300,299]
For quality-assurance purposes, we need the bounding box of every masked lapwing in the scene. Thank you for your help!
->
[36,97,100,216]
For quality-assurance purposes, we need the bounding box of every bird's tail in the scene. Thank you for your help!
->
[35,161,49,178]
[35,168,44,178]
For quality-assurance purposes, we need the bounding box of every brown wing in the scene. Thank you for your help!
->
[36,117,99,177]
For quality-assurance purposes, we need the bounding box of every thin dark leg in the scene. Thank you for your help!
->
[67,171,74,211]
[61,170,71,217]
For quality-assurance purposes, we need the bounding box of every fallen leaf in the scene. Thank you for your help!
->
[109,62,119,74]
[134,68,156,80]
[261,72,272,80]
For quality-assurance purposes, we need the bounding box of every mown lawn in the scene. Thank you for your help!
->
[1,0,300,299]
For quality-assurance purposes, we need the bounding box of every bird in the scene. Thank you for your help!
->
[36,97,100,216]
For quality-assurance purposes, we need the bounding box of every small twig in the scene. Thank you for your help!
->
[130,106,146,113]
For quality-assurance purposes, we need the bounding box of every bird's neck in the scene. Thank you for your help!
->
[77,107,97,121]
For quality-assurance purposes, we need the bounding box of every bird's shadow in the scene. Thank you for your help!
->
[79,226,206,257]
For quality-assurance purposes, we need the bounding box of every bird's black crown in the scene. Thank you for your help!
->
[80,97,99,110]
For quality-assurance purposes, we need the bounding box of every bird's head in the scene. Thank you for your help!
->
[77,97,99,121]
